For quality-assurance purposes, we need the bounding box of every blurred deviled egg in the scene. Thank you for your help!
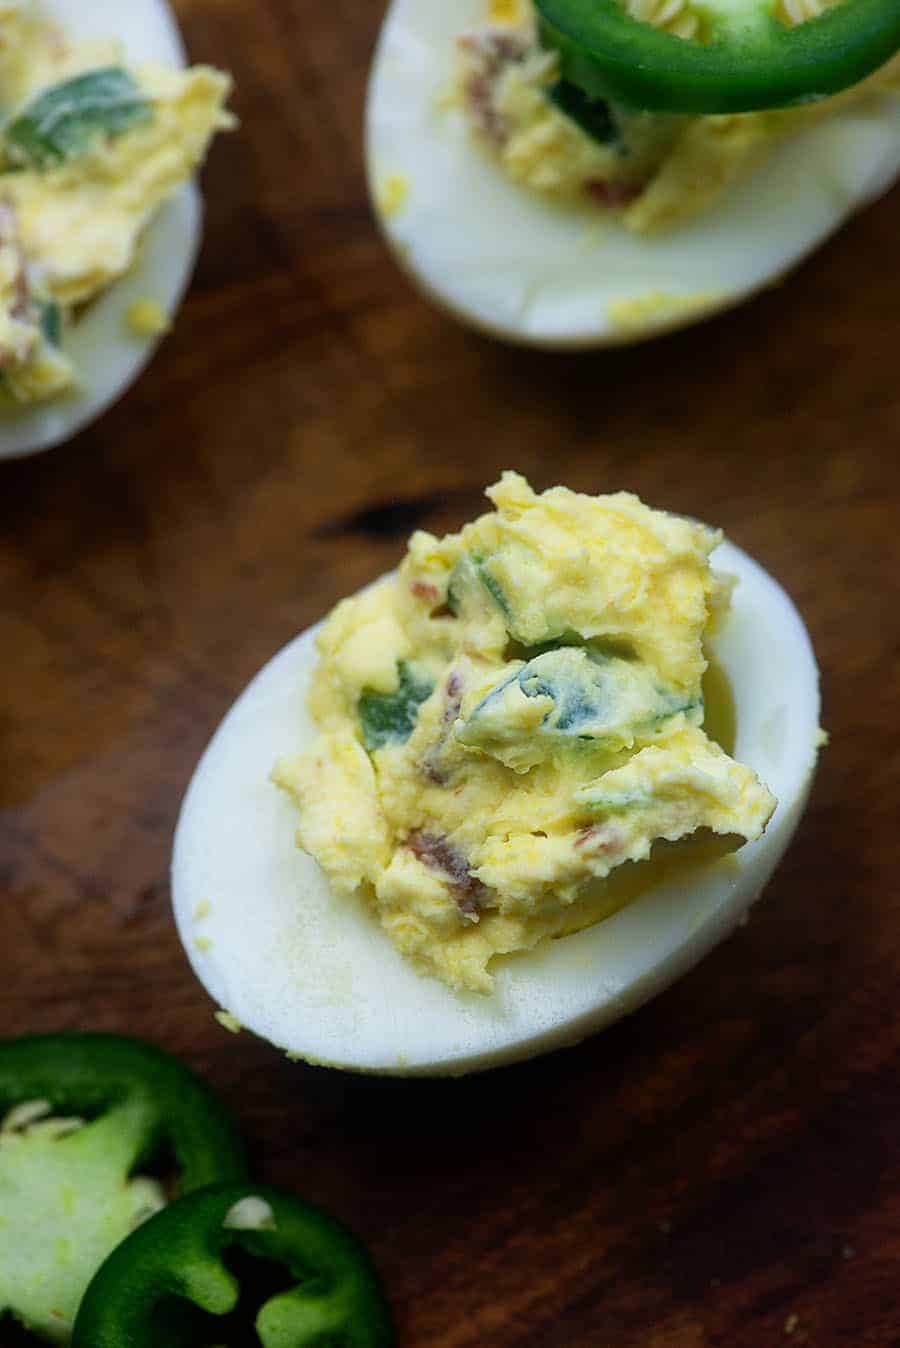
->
[366,0,900,346]
[0,0,233,459]
[173,474,822,1076]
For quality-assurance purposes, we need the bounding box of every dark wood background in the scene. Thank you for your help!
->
[2,2,900,1343]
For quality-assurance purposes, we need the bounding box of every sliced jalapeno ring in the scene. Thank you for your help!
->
[0,1033,247,1341]
[72,1183,395,1348]
[535,0,900,113]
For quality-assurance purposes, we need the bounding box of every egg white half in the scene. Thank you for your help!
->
[172,540,821,1077]
[0,0,201,460]
[366,0,900,347]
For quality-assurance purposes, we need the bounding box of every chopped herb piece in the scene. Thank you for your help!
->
[5,67,152,170]
[359,662,434,751]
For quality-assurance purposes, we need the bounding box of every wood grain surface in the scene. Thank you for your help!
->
[2,2,900,1344]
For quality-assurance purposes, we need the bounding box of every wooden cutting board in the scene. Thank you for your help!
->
[2,1,899,1343]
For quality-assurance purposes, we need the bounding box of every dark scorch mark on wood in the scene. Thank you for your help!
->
[317,490,473,541]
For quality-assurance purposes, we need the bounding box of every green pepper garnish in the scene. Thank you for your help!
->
[0,1033,246,1341]
[72,1182,395,1347]
[5,67,152,170]
[534,0,900,113]
[358,661,434,751]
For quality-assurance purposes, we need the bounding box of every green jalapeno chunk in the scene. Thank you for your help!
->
[535,0,900,113]
[358,661,435,751]
[0,1033,246,1342]
[4,67,153,170]
[72,1183,395,1348]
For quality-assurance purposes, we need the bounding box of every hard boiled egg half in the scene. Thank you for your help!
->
[1,0,203,460]
[366,0,900,347]
[172,537,821,1077]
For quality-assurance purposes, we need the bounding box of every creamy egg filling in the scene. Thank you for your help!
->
[0,0,233,404]
[275,473,776,994]
[455,0,900,232]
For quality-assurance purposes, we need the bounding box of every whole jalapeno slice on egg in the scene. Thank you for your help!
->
[72,1182,396,1347]
[535,0,900,113]
[0,1032,247,1341]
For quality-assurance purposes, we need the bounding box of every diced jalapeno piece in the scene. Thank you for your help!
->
[446,555,511,622]
[458,646,701,770]
[445,569,462,618]
[476,560,511,619]
[358,661,434,751]
[584,787,655,814]
[38,300,62,346]
[5,67,152,170]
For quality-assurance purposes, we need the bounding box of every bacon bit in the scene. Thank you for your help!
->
[575,825,622,855]
[407,830,488,922]
[458,30,528,65]
[585,179,645,209]
[421,669,465,785]
[444,671,463,716]
[462,71,506,146]
[11,265,30,323]
[410,581,440,603]
[458,30,529,147]
[410,581,455,619]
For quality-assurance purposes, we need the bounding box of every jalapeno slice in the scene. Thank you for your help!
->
[72,1183,395,1347]
[534,0,900,113]
[0,1033,246,1341]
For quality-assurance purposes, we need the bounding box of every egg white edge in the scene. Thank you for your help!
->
[0,0,202,460]
[172,537,822,1077]
[366,0,900,348]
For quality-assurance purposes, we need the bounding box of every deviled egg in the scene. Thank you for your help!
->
[0,0,233,459]
[172,475,821,1076]
[366,0,900,346]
